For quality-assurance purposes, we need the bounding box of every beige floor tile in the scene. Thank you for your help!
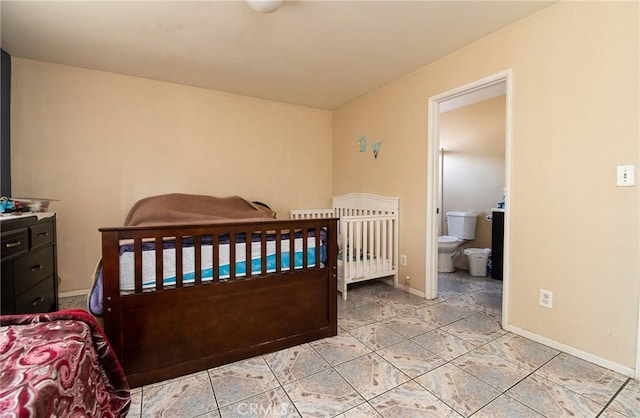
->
[416,363,501,417]
[368,380,461,417]
[452,349,531,391]
[473,394,545,418]
[283,368,364,417]
[535,353,627,405]
[507,373,604,417]
[604,378,640,417]
[334,352,410,400]
[120,273,629,418]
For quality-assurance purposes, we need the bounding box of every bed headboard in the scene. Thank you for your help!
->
[290,193,399,220]
[332,193,399,217]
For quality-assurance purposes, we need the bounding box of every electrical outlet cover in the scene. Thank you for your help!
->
[539,289,553,308]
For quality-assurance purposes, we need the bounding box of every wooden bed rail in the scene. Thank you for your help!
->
[101,221,327,290]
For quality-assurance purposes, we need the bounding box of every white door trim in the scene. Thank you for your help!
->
[425,69,513,330]
[637,243,640,379]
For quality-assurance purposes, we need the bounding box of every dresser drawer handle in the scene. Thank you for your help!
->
[37,232,49,238]
[5,241,22,248]
[30,264,43,272]
[31,296,44,306]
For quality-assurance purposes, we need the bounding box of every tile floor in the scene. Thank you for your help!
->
[59,272,640,418]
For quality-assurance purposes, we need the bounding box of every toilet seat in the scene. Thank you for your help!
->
[438,236,463,250]
[438,235,461,244]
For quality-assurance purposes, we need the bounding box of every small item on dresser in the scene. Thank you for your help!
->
[0,196,15,213]
[10,197,58,212]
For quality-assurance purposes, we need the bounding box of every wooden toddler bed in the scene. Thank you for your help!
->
[292,193,399,300]
[91,194,338,388]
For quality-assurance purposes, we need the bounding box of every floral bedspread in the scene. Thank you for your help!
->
[0,309,130,417]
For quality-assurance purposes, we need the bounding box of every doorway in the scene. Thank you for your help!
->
[425,70,513,329]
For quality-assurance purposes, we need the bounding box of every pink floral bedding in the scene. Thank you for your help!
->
[0,310,130,417]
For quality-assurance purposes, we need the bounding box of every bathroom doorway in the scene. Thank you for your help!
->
[425,70,513,328]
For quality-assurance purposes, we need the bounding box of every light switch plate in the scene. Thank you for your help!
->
[617,165,635,187]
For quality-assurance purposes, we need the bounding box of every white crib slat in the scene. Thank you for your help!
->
[360,220,365,276]
[375,219,381,271]
[357,220,362,276]
[389,220,392,268]
[368,220,374,272]
[362,220,368,276]
[293,194,399,300]
[367,221,371,271]
[381,220,387,271]
[389,218,398,270]
[348,221,355,279]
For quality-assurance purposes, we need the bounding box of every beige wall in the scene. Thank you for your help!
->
[333,1,639,370]
[440,96,506,268]
[11,59,333,294]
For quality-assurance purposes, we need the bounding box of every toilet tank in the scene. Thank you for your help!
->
[447,211,478,240]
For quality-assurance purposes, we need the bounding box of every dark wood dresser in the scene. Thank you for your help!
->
[1,213,58,314]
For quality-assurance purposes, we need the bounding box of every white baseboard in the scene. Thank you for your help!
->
[506,324,636,378]
[384,278,427,299]
[366,278,636,378]
[58,288,90,298]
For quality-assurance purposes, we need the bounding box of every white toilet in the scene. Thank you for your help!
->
[438,211,478,273]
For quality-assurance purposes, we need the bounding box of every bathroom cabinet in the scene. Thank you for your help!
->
[491,209,504,280]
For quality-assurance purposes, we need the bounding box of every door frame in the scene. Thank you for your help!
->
[425,69,513,329]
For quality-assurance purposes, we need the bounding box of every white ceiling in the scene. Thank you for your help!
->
[1,0,554,110]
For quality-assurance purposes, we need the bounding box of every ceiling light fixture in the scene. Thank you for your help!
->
[246,0,283,14]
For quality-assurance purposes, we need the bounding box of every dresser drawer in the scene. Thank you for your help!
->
[1,227,28,260]
[15,277,55,314]
[30,220,54,249]
[1,262,14,305]
[1,214,58,314]
[2,300,16,315]
[14,246,55,295]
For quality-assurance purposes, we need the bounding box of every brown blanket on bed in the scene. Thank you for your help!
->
[124,194,276,226]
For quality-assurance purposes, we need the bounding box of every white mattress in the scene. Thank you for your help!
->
[119,237,317,291]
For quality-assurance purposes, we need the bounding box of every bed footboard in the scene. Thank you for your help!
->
[338,214,398,299]
[100,219,338,387]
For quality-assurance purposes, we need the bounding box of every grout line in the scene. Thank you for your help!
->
[595,377,630,418]
[502,350,561,394]
[204,367,219,414]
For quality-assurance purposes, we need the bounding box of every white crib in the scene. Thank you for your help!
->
[292,193,399,300]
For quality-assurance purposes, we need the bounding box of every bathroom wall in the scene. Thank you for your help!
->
[440,95,506,269]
